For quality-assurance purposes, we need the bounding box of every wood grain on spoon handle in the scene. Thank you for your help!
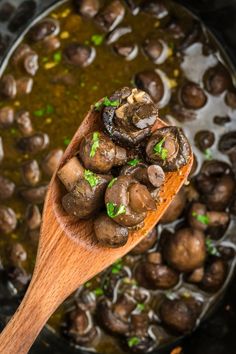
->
[0,108,192,354]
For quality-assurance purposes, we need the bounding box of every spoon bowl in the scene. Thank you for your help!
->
[0,107,193,354]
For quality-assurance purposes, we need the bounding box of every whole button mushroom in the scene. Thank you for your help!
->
[135,70,164,103]
[102,87,158,147]
[131,227,157,255]
[75,0,100,18]
[143,38,168,64]
[58,156,85,191]
[225,91,236,109]
[196,160,235,211]
[218,131,236,174]
[15,110,34,136]
[163,228,206,272]
[200,259,228,292]
[21,160,41,186]
[20,185,48,204]
[29,18,60,42]
[194,130,215,152]
[12,44,31,65]
[41,148,63,177]
[64,43,96,67]
[12,44,39,76]
[181,82,207,109]
[159,297,202,334]
[95,0,125,32]
[160,187,187,224]
[9,243,27,266]
[94,213,129,248]
[17,132,49,154]
[0,74,17,99]
[25,204,41,230]
[79,131,127,174]
[141,0,168,19]
[105,175,156,227]
[0,106,14,128]
[16,77,33,95]
[146,126,191,172]
[113,43,138,61]
[62,173,111,219]
[0,205,17,234]
[204,65,232,95]
[0,175,15,200]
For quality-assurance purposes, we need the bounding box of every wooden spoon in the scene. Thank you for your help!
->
[0,108,193,354]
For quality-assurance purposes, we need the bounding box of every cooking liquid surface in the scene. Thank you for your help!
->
[0,1,236,353]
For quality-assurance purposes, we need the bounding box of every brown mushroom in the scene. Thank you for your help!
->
[95,0,125,32]
[25,204,41,230]
[135,70,164,103]
[41,148,63,177]
[29,18,60,42]
[0,74,17,99]
[204,65,232,95]
[57,156,84,191]
[0,205,17,234]
[163,228,206,272]
[75,0,100,18]
[143,38,168,64]
[17,132,49,154]
[0,175,15,200]
[20,185,48,204]
[131,228,157,255]
[64,43,96,67]
[200,259,228,292]
[0,106,14,128]
[160,187,187,224]
[181,82,207,109]
[9,243,27,266]
[15,110,34,136]
[194,130,215,152]
[21,160,41,186]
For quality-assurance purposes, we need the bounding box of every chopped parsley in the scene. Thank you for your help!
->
[127,159,142,166]
[192,211,209,225]
[85,281,92,288]
[111,258,123,274]
[108,177,117,188]
[94,96,120,111]
[53,51,62,63]
[94,287,104,296]
[153,137,168,160]
[34,104,54,117]
[91,34,104,46]
[137,303,145,311]
[204,149,212,160]
[84,169,100,188]
[106,202,126,218]
[128,337,140,348]
[63,137,71,146]
[90,131,100,157]
[205,237,220,256]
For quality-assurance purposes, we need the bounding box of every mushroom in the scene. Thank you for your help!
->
[187,267,204,284]
[121,162,165,189]
[20,185,48,204]
[41,148,63,177]
[141,0,168,19]
[218,246,235,261]
[113,43,138,61]
[43,36,61,52]
[194,130,215,152]
[200,259,228,292]
[204,65,232,95]
[95,0,125,32]
[105,175,156,227]
[0,106,14,128]
[131,227,157,255]
[12,44,39,76]
[21,160,41,186]
[102,87,158,148]
[0,74,17,99]
[62,174,111,219]
[66,307,98,345]
[75,0,99,17]
[0,205,17,234]
[17,132,49,154]
[64,43,96,67]
[180,82,207,109]
[135,70,164,103]
[16,77,33,95]
[6,265,30,292]
[9,243,27,266]
[106,26,132,45]
[0,137,4,163]
[25,204,41,230]
[218,131,236,176]
[28,18,60,42]
[225,91,236,109]
[94,213,129,248]
[79,131,127,173]
[213,115,231,126]
[163,228,206,272]
[160,187,187,224]
[15,110,34,136]
[57,156,84,191]
[143,38,168,64]
[159,297,202,334]
[0,175,15,200]
[146,126,191,171]
[196,160,235,211]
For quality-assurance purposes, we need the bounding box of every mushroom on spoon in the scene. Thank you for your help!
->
[0,89,193,354]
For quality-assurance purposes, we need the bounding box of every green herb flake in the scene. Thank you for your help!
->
[94,288,104,296]
[84,169,100,188]
[33,104,54,117]
[108,178,117,188]
[137,303,145,311]
[33,108,45,117]
[128,337,140,348]
[153,137,168,160]
[205,237,220,256]
[94,96,119,111]
[192,211,209,225]
[106,202,126,218]
[127,159,142,167]
[85,281,92,288]
[91,34,104,46]
[111,258,123,274]
[90,131,100,157]
[63,138,71,146]
[45,104,54,114]
[53,51,62,63]
[10,128,17,135]
[204,149,212,160]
